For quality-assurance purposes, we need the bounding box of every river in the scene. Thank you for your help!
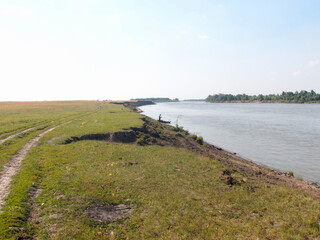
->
[140,102,320,183]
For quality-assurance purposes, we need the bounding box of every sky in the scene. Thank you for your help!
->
[1,0,320,101]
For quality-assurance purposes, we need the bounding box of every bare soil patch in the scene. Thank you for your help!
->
[85,204,133,223]
[63,131,136,144]
[47,134,66,145]
[123,162,139,166]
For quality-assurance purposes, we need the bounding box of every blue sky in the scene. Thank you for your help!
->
[1,0,320,100]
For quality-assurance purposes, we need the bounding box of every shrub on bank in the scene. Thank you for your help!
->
[190,134,197,140]
[196,136,204,145]
[173,124,184,132]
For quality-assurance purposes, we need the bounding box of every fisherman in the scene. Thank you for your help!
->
[158,114,162,121]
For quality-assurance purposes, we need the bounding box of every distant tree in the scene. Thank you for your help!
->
[205,90,320,103]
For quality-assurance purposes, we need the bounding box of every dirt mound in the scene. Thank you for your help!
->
[85,204,133,222]
[64,131,136,144]
[110,132,136,143]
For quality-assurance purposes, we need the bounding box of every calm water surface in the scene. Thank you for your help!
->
[140,102,320,183]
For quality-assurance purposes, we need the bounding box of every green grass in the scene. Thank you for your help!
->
[39,104,143,145]
[0,101,101,171]
[1,102,320,239]
[0,101,100,139]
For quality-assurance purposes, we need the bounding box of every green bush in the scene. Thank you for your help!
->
[196,136,204,145]
[173,124,184,132]
[190,134,197,140]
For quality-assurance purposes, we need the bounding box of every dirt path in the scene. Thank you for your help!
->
[0,127,36,145]
[0,126,59,213]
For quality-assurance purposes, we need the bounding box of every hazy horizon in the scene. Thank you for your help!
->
[1,0,320,101]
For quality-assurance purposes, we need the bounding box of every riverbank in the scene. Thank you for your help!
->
[140,101,320,183]
[134,101,320,191]
[1,101,320,239]
[133,113,320,197]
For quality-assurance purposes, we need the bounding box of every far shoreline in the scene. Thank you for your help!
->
[205,101,320,104]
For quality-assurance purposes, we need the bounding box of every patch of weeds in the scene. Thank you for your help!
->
[150,137,157,143]
[136,138,147,146]
[173,124,184,132]
[190,134,197,140]
[196,136,204,145]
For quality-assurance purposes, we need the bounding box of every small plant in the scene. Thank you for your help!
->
[190,134,197,140]
[196,136,204,145]
[288,171,294,177]
[173,124,184,132]
[137,138,147,146]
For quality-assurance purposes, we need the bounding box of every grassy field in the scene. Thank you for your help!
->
[0,101,100,172]
[0,101,100,139]
[1,101,320,239]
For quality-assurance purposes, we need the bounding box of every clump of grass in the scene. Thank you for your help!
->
[173,124,190,135]
[137,137,147,146]
[189,134,203,145]
[190,134,197,140]
[173,124,184,132]
[196,136,204,145]
[288,171,294,177]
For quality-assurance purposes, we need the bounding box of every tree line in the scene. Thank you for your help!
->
[206,90,320,103]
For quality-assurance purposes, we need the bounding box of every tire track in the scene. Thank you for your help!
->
[0,127,36,145]
[0,117,68,146]
[0,125,60,213]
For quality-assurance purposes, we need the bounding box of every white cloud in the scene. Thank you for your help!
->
[176,30,189,39]
[0,7,33,17]
[269,71,277,76]
[198,35,209,40]
[179,31,189,35]
[308,59,320,68]
[292,71,302,77]
[110,14,119,22]
[109,14,120,26]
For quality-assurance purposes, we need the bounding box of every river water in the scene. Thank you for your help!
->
[140,102,320,183]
